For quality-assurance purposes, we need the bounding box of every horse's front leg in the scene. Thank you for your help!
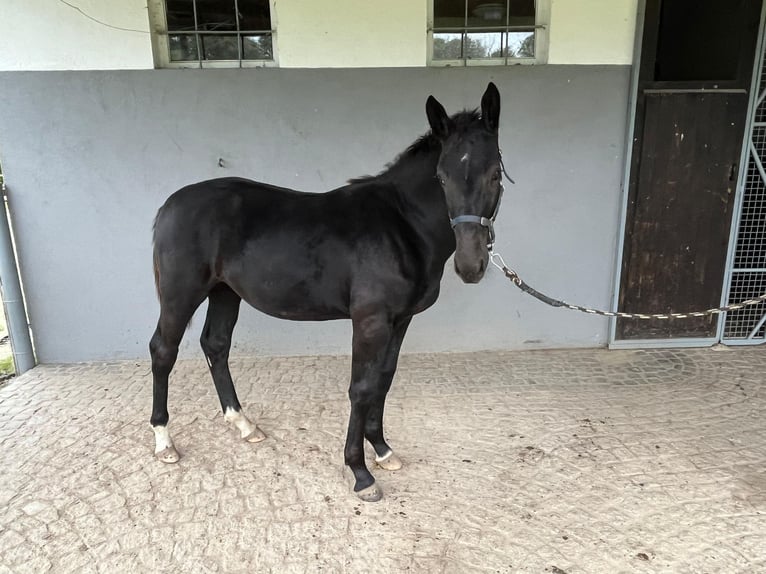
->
[345,310,393,502]
[364,316,412,472]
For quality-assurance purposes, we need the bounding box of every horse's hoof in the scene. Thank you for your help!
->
[375,450,402,471]
[244,427,267,443]
[156,446,180,463]
[355,482,383,502]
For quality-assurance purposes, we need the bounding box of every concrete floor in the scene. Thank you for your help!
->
[0,347,765,573]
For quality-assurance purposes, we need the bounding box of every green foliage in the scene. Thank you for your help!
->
[433,33,534,60]
[515,35,535,58]
[433,37,463,60]
[0,356,14,377]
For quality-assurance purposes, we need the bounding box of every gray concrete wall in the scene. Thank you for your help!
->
[0,67,630,362]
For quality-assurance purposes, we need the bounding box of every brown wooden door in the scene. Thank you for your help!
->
[617,0,762,341]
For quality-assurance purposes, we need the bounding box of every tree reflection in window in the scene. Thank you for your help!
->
[433,0,537,62]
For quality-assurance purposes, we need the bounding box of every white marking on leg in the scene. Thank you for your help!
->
[224,407,265,442]
[152,425,180,463]
[153,425,174,453]
[375,449,403,471]
[375,449,394,463]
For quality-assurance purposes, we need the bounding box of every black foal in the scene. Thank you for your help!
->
[150,83,504,501]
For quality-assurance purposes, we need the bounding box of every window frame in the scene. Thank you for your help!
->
[147,0,278,69]
[428,0,550,66]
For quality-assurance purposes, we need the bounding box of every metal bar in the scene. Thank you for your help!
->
[167,29,273,35]
[732,267,766,273]
[234,0,242,66]
[432,25,544,32]
[722,336,766,345]
[746,312,766,339]
[643,88,747,94]
[720,0,766,345]
[750,140,766,184]
[756,87,766,110]
[192,0,202,68]
[463,0,468,61]
[0,186,35,374]
[504,0,510,65]
[609,337,718,350]
[463,0,468,29]
[608,0,646,346]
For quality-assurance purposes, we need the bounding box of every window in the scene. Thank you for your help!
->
[148,0,275,67]
[430,0,548,65]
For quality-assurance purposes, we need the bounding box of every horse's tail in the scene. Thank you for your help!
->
[153,251,162,301]
[152,211,162,302]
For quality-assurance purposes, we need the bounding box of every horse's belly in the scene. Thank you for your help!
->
[227,274,349,322]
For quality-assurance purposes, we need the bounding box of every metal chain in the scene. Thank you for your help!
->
[489,252,766,320]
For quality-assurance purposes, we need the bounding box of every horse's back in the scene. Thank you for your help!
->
[154,177,321,249]
[155,177,299,225]
[154,176,401,246]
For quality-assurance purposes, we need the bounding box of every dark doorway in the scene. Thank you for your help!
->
[616,0,762,341]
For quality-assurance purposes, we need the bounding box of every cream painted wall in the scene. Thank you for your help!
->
[0,0,153,71]
[276,0,427,68]
[276,0,638,68]
[548,0,639,65]
[0,0,638,70]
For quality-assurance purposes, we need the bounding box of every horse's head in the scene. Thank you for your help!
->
[427,82,502,284]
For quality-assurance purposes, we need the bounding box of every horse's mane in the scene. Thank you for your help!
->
[348,109,481,185]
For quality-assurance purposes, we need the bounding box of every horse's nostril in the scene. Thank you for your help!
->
[479,259,486,273]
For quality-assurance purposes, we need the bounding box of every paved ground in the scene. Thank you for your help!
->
[0,347,765,573]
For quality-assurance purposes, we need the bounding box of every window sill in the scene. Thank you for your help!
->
[428,58,540,67]
[159,60,277,69]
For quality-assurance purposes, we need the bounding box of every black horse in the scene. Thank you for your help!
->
[150,83,503,501]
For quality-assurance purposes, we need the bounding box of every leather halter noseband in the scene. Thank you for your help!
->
[449,189,502,250]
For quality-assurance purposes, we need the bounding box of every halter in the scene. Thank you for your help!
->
[448,151,514,250]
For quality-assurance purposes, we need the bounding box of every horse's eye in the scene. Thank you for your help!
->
[491,170,501,182]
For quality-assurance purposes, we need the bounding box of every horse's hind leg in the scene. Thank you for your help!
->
[150,290,206,463]
[365,316,411,472]
[201,284,266,443]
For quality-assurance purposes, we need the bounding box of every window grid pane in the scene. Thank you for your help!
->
[433,32,464,60]
[506,30,535,58]
[242,34,273,60]
[197,0,237,31]
[466,32,504,59]
[168,34,199,60]
[433,0,537,61]
[166,0,273,62]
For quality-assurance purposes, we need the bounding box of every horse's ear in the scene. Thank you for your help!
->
[481,82,501,133]
[426,95,452,139]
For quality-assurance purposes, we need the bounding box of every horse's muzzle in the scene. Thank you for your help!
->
[453,225,489,283]
[455,257,486,283]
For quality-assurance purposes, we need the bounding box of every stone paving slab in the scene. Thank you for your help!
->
[0,347,765,573]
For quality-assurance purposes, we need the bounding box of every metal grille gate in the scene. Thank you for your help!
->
[722,24,766,344]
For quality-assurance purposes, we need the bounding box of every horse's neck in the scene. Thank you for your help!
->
[387,153,456,265]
